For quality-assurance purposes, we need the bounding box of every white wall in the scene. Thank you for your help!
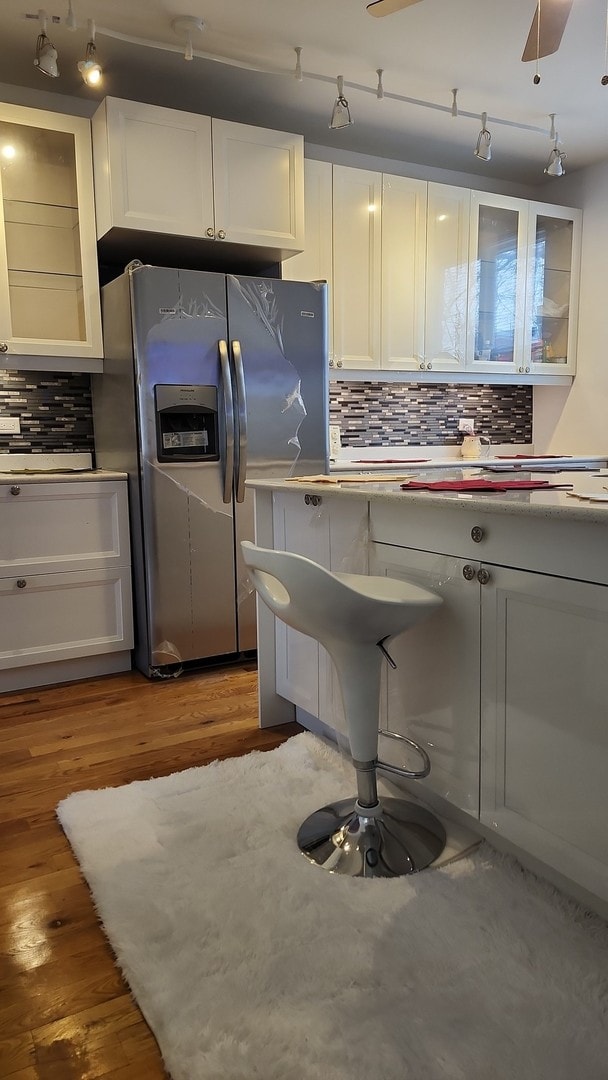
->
[534,162,608,453]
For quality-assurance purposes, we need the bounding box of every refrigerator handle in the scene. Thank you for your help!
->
[232,339,248,504]
[219,339,235,504]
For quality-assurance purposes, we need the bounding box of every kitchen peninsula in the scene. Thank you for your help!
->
[249,471,608,916]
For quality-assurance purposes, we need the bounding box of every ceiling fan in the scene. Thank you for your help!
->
[366,0,575,62]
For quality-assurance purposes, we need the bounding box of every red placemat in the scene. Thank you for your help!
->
[353,458,430,464]
[400,478,572,493]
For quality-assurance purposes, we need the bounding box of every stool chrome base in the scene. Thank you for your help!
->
[297,796,446,878]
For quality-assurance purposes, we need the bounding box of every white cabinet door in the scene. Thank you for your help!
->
[370,543,481,816]
[0,103,102,368]
[0,567,133,670]
[93,97,214,239]
[524,202,581,377]
[424,183,471,372]
[381,174,427,372]
[332,165,382,370]
[282,159,333,362]
[481,564,608,902]
[466,191,528,375]
[271,491,329,716]
[212,120,304,252]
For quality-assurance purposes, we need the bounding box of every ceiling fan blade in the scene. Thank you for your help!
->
[367,0,424,17]
[521,0,574,61]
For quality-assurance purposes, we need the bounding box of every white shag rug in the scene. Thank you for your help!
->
[57,732,608,1080]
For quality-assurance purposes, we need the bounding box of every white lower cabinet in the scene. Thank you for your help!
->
[271,490,368,720]
[0,479,133,690]
[480,563,608,903]
[369,543,481,815]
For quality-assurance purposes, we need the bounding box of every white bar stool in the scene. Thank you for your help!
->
[241,540,446,878]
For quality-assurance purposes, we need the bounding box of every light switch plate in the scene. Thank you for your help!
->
[0,417,20,434]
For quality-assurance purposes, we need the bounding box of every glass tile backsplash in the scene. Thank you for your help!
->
[330,382,532,447]
[0,371,531,454]
[0,371,94,453]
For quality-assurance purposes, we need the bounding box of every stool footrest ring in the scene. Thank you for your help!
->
[377,728,431,779]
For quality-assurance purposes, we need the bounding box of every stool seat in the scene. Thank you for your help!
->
[241,539,445,878]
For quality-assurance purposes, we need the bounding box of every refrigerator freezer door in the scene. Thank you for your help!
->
[131,266,239,667]
[227,275,329,651]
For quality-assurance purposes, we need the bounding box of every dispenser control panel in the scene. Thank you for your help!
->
[154,384,219,463]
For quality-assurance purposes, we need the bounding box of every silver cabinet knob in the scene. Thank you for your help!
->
[206,227,215,238]
[336,360,343,368]
[217,229,226,240]
[329,359,334,367]
[471,526,484,543]
[477,567,491,586]
[426,362,432,370]
[16,578,27,588]
[10,485,21,496]
[525,366,531,373]
[462,564,476,581]
[0,342,7,353]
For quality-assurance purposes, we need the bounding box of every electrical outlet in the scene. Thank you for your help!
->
[458,418,475,434]
[329,424,341,459]
[0,417,20,434]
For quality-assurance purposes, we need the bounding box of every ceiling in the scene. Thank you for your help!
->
[0,0,607,187]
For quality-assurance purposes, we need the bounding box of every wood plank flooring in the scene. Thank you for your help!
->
[0,663,301,1079]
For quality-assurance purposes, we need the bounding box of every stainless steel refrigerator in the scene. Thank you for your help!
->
[92,264,328,677]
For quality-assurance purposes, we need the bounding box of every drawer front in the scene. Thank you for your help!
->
[0,481,130,574]
[370,501,608,585]
[0,568,134,669]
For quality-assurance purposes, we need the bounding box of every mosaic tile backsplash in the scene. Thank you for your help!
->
[0,371,94,453]
[329,382,532,447]
[0,371,531,454]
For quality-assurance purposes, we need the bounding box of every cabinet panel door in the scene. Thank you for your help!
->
[381,174,427,371]
[212,120,304,251]
[481,565,608,901]
[0,481,129,574]
[272,491,329,715]
[0,104,102,362]
[282,159,333,361]
[425,183,470,371]
[0,567,133,669]
[98,98,214,238]
[333,165,382,369]
[524,202,581,376]
[467,191,527,374]
[370,543,481,816]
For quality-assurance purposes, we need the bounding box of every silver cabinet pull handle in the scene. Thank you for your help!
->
[206,227,215,239]
[217,229,226,240]
[0,343,8,353]
[218,340,234,505]
[232,340,248,504]
[16,579,26,588]
[10,485,21,496]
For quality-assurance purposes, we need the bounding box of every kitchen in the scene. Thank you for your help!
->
[2,1,608,1077]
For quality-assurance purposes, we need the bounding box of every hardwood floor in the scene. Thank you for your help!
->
[0,663,300,1079]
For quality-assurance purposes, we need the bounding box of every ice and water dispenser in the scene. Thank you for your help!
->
[154,385,219,463]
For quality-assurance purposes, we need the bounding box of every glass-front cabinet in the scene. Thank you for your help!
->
[0,103,102,370]
[524,203,581,376]
[467,192,581,378]
[467,191,527,375]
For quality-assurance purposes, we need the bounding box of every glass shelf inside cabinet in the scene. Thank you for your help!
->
[0,122,86,343]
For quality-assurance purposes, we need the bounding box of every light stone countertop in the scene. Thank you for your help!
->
[247,470,608,524]
[0,469,128,483]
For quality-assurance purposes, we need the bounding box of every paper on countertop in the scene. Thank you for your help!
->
[284,473,416,484]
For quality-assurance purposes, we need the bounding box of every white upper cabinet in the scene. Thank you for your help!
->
[332,165,382,369]
[92,98,304,258]
[466,190,528,375]
[282,158,333,360]
[524,202,581,376]
[381,174,427,371]
[424,183,471,372]
[0,102,102,370]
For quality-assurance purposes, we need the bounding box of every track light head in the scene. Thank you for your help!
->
[34,16,59,78]
[77,20,102,85]
[330,76,353,130]
[474,112,492,161]
[544,145,566,176]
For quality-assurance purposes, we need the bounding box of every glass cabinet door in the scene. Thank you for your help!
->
[525,204,581,374]
[0,105,102,364]
[467,192,527,373]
